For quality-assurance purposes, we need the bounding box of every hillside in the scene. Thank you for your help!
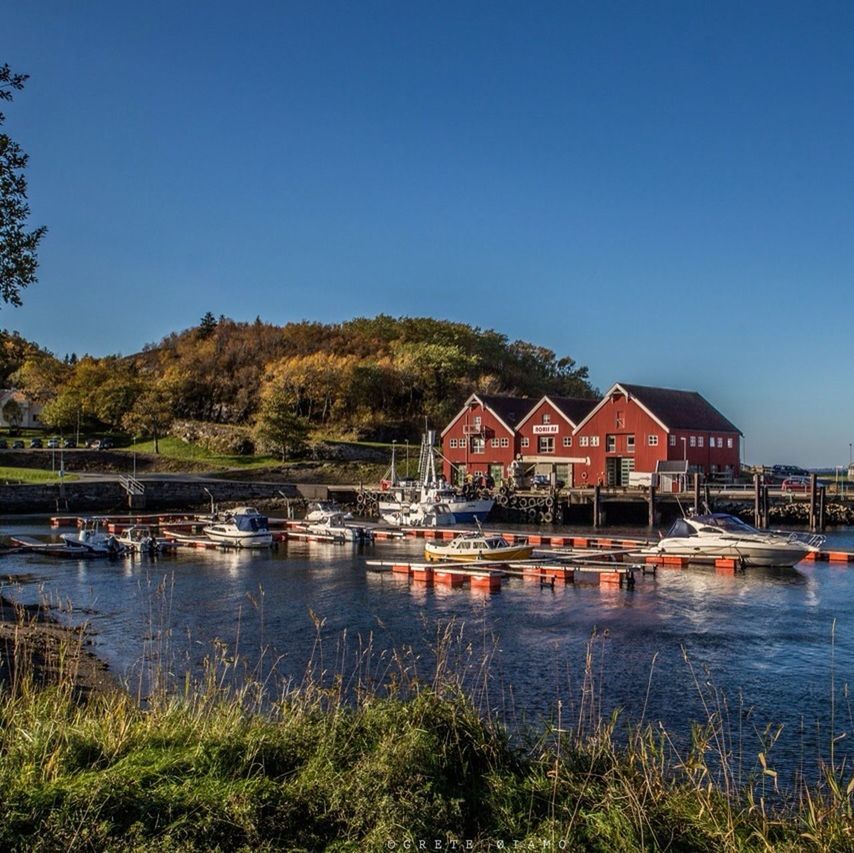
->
[3,315,596,450]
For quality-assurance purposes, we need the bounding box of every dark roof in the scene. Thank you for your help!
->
[620,384,741,434]
[548,396,598,427]
[477,395,535,429]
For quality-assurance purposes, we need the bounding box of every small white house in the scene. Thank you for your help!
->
[0,389,44,429]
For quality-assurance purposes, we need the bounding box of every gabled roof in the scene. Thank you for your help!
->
[573,383,742,435]
[441,394,534,437]
[516,395,598,430]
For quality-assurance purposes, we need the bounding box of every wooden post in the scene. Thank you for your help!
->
[809,474,818,532]
[593,484,601,529]
[819,485,826,532]
[648,485,656,528]
[754,474,761,526]
[704,482,712,512]
[762,484,770,528]
[694,473,701,513]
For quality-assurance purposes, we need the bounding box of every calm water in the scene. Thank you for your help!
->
[3,519,854,785]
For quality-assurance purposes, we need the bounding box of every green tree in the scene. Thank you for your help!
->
[197,311,218,340]
[1,397,22,430]
[122,382,174,453]
[254,388,309,461]
[39,391,80,433]
[0,64,46,307]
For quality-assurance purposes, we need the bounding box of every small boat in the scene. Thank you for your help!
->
[305,500,352,523]
[424,532,533,563]
[306,512,374,543]
[653,513,823,567]
[203,506,273,548]
[60,518,126,556]
[117,525,175,554]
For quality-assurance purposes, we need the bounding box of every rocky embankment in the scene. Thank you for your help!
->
[719,500,854,526]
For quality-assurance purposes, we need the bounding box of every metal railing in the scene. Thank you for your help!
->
[119,475,145,497]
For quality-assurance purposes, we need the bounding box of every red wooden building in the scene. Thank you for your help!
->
[514,396,598,486]
[440,394,532,484]
[571,383,742,487]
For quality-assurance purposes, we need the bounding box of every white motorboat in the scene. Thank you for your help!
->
[378,431,494,527]
[653,513,823,567]
[424,532,533,563]
[203,506,273,548]
[306,512,374,543]
[117,525,174,554]
[60,518,125,556]
[305,500,352,523]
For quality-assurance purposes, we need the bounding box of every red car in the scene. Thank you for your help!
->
[781,476,820,492]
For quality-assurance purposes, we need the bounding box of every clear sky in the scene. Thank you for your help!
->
[3,1,853,467]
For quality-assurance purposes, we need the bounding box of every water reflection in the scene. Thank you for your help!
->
[2,522,854,783]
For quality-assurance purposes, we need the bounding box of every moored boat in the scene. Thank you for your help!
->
[424,532,533,563]
[60,518,126,556]
[652,513,823,567]
[203,507,273,548]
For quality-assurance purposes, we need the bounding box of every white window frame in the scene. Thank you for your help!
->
[698,436,704,448]
[606,434,616,453]
[626,434,635,452]
[669,435,676,447]
[521,437,529,448]
[591,436,600,447]
[538,436,555,454]
[648,435,659,447]
[727,437,733,449]
[543,413,551,424]
[563,436,572,447]
[717,437,723,448]
[579,436,589,447]
[690,436,697,448]
[500,437,509,448]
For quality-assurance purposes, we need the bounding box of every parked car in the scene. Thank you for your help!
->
[63,438,76,448]
[100,438,114,449]
[12,439,24,449]
[29,438,43,448]
[46,437,61,449]
[531,473,565,490]
[780,476,824,492]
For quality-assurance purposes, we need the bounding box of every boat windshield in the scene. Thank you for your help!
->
[696,514,758,534]
[664,518,697,538]
[234,515,269,532]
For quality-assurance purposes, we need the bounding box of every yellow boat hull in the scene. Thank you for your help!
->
[424,544,534,563]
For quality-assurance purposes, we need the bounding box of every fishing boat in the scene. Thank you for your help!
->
[424,532,533,563]
[653,513,823,567]
[203,507,273,548]
[60,518,126,556]
[378,431,494,527]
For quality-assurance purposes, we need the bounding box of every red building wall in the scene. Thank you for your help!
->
[516,399,576,459]
[441,400,518,483]
[574,392,740,484]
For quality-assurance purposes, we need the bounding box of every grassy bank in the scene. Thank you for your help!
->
[0,465,78,484]
[1,633,853,851]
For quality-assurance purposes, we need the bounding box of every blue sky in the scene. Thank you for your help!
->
[3,1,853,467]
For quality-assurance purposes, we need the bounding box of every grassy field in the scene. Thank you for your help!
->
[0,465,77,484]
[0,624,852,851]
[127,437,282,470]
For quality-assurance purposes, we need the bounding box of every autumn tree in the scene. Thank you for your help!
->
[0,64,46,307]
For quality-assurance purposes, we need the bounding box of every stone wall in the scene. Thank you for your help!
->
[0,480,303,515]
